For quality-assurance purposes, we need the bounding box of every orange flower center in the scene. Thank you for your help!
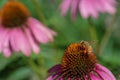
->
[62,41,97,79]
[1,1,30,28]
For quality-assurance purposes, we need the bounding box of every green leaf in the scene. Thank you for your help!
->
[7,67,32,80]
[0,55,18,71]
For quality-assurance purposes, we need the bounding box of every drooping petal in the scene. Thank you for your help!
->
[29,17,57,37]
[15,28,31,56]
[81,0,98,18]
[106,0,116,4]
[28,23,50,43]
[71,0,79,20]
[3,48,11,57]
[48,64,61,73]
[47,75,58,80]
[2,29,11,57]
[47,64,64,80]
[84,77,88,80]
[24,27,40,54]
[59,0,116,19]
[27,17,56,43]
[47,75,64,80]
[90,73,101,80]
[98,0,116,14]
[79,0,90,18]
[95,64,116,80]
[90,0,104,13]
[10,28,19,52]
[59,0,72,16]
[0,28,7,52]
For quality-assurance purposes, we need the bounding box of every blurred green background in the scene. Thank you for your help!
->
[0,0,120,80]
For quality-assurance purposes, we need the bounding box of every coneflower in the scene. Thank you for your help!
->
[0,1,56,57]
[59,0,117,19]
[47,41,116,80]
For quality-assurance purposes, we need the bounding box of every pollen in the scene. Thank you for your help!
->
[1,1,30,28]
[61,41,97,79]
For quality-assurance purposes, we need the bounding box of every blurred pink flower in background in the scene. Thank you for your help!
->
[0,1,56,57]
[47,41,116,80]
[60,0,117,19]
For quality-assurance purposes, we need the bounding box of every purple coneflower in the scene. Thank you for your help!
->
[60,0,117,19]
[0,1,56,57]
[47,41,116,80]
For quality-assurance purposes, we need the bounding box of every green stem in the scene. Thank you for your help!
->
[37,43,58,79]
[88,18,99,54]
[37,55,47,79]
[31,0,46,23]
[99,15,116,54]
[27,57,42,80]
[89,22,98,41]
[52,42,60,63]
[99,28,112,54]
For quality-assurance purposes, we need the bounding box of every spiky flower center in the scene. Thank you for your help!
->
[61,41,97,79]
[1,1,30,28]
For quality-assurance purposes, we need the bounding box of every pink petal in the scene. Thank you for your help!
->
[15,28,31,56]
[29,17,57,37]
[3,48,11,57]
[47,75,58,80]
[71,0,79,20]
[104,0,116,6]
[0,28,10,52]
[48,64,61,73]
[96,64,116,80]
[91,0,104,13]
[100,0,116,14]
[28,18,56,43]
[83,0,98,18]
[2,30,11,57]
[24,27,40,54]
[79,0,90,18]
[0,28,7,52]
[47,76,63,80]
[84,77,88,80]
[59,0,72,16]
[10,28,19,52]
[29,24,50,43]
[47,76,53,80]
[107,0,116,3]
[90,73,101,80]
